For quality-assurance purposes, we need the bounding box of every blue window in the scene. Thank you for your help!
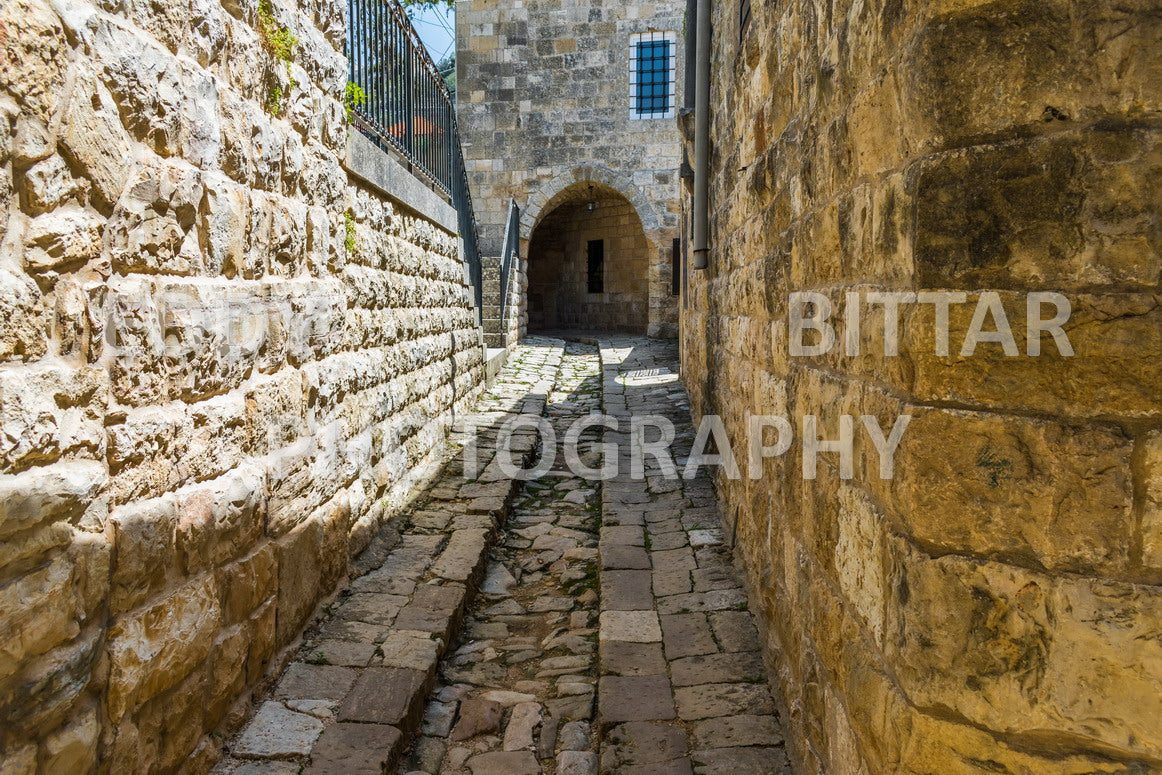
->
[631,34,676,118]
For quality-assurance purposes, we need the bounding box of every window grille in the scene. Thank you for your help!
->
[630,31,678,119]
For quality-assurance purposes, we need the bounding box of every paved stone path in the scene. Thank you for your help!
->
[212,336,791,775]
[595,337,791,775]
[212,338,567,775]
[397,341,604,775]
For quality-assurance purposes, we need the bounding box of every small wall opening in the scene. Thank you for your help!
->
[527,183,650,334]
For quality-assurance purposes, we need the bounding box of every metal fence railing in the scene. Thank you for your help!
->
[498,199,519,337]
[347,0,483,312]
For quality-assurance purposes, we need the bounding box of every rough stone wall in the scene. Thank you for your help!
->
[527,190,651,333]
[0,0,485,768]
[457,0,685,342]
[681,0,1162,772]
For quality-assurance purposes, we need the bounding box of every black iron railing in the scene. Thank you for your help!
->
[498,199,519,337]
[347,0,483,312]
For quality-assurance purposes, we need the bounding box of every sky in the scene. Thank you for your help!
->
[409,4,456,65]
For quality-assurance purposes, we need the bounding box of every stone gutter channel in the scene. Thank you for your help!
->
[213,336,790,775]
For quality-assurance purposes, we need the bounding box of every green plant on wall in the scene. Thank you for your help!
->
[344,210,357,256]
[258,0,299,114]
[344,81,368,124]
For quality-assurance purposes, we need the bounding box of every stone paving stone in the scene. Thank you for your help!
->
[690,567,736,593]
[598,675,676,723]
[234,702,323,759]
[433,529,491,582]
[692,715,783,749]
[602,721,689,768]
[602,569,654,611]
[557,750,597,775]
[656,588,747,615]
[421,700,458,737]
[393,583,466,634]
[379,631,440,672]
[649,531,691,551]
[653,569,693,596]
[465,750,541,775]
[234,763,302,775]
[659,613,718,659]
[601,525,645,546]
[600,610,663,643]
[708,611,761,653]
[599,640,668,676]
[669,652,767,687]
[650,547,697,573]
[451,698,504,741]
[310,639,377,667]
[314,618,389,643]
[349,570,419,597]
[338,667,428,726]
[691,746,792,775]
[545,693,594,721]
[602,544,651,570]
[673,683,777,721]
[502,702,541,751]
[687,529,724,548]
[302,722,401,774]
[338,592,409,626]
[273,664,357,702]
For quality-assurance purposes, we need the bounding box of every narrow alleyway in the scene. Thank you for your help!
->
[212,337,790,775]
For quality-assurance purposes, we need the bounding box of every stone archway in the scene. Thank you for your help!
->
[521,165,665,242]
[526,182,652,334]
[517,166,677,338]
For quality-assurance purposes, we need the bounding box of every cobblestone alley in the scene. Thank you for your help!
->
[211,337,791,775]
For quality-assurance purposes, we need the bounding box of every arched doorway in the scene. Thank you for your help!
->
[526,183,651,334]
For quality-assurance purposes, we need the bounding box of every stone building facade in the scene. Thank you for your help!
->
[680,0,1162,773]
[456,0,685,342]
[0,0,485,768]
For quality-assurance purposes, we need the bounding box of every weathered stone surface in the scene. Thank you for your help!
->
[0,461,105,539]
[338,667,428,727]
[106,575,221,721]
[598,676,676,724]
[692,715,782,750]
[602,722,688,768]
[273,663,357,703]
[303,722,402,774]
[600,611,662,644]
[691,747,791,775]
[466,751,541,775]
[887,540,1162,759]
[1143,431,1162,572]
[40,702,99,773]
[0,267,47,362]
[502,702,541,751]
[451,698,504,741]
[669,652,766,688]
[234,702,323,759]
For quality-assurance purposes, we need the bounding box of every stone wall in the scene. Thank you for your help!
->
[0,0,485,768]
[457,0,685,342]
[527,189,651,333]
[680,0,1162,772]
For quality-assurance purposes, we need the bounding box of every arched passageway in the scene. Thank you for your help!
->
[526,183,651,334]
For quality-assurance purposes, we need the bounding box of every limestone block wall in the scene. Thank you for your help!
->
[681,0,1162,772]
[0,0,485,768]
[456,0,685,341]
